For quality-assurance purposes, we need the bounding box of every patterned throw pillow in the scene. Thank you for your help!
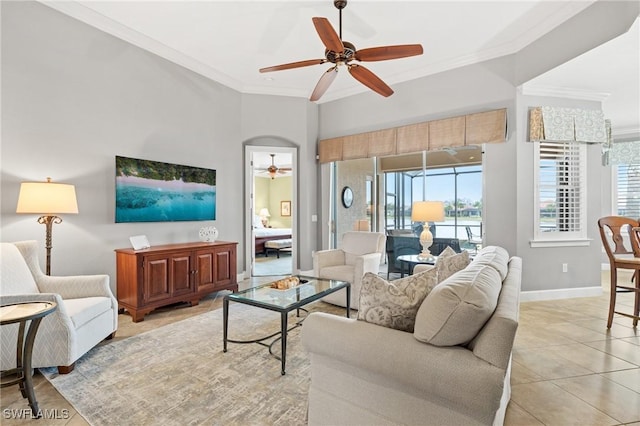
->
[435,247,470,282]
[357,268,438,332]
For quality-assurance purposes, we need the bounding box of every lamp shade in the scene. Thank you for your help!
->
[16,179,78,214]
[354,219,370,231]
[258,208,271,218]
[411,201,444,222]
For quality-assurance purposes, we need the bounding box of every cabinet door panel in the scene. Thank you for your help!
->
[144,257,171,303]
[195,251,215,293]
[171,255,194,296]
[214,249,232,285]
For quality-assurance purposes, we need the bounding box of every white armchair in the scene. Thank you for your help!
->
[1,241,118,374]
[313,231,386,308]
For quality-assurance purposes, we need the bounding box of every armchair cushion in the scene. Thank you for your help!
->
[64,297,113,329]
[358,268,438,332]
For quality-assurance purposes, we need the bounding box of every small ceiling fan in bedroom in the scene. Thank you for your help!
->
[259,0,423,101]
[256,154,292,179]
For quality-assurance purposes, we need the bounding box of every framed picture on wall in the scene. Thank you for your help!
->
[281,200,291,216]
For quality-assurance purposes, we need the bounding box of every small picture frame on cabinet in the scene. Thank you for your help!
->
[129,235,150,250]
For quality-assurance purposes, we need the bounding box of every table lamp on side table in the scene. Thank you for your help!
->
[411,201,444,260]
[16,177,79,275]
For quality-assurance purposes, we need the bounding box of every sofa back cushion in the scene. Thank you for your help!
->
[0,243,39,295]
[413,263,502,346]
[470,245,509,280]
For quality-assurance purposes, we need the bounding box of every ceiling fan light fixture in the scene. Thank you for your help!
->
[258,0,423,102]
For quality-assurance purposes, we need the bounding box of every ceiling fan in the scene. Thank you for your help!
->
[256,154,292,179]
[259,0,423,102]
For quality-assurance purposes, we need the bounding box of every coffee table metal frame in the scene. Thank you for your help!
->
[0,301,57,417]
[223,276,350,375]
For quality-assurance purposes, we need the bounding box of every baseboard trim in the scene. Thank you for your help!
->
[520,286,602,302]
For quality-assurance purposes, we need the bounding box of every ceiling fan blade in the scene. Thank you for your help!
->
[310,66,338,102]
[348,64,393,97]
[312,17,344,53]
[355,44,424,62]
[260,59,326,73]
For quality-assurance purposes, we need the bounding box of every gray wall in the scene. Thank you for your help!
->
[0,2,320,292]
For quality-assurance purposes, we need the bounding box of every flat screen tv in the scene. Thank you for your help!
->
[115,156,216,223]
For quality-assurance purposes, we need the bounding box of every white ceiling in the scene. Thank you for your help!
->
[44,1,639,135]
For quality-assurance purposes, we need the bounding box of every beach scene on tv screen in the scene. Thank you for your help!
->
[115,156,216,223]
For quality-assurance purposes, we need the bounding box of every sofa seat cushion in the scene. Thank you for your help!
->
[319,265,355,283]
[63,297,112,329]
[358,268,438,332]
[414,263,502,346]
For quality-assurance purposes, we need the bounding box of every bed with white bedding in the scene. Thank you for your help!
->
[254,224,292,255]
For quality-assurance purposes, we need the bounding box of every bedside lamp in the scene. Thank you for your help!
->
[16,177,78,275]
[411,201,444,259]
[259,208,271,227]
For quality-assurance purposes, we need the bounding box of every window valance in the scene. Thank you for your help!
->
[529,106,607,143]
[605,140,640,166]
[318,108,507,163]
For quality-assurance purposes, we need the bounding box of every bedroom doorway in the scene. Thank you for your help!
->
[245,146,297,277]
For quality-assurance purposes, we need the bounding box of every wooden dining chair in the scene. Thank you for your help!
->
[597,216,640,328]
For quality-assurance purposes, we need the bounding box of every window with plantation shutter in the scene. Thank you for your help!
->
[616,164,640,217]
[532,141,588,246]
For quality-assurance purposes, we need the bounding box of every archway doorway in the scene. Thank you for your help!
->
[244,145,297,277]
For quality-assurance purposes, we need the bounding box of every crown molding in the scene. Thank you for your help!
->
[520,84,610,102]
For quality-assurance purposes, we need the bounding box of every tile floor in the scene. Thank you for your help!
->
[1,272,638,425]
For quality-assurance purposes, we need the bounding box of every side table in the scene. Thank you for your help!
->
[396,254,437,277]
[0,301,57,417]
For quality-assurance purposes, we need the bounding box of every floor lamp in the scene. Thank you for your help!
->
[16,177,79,275]
[411,201,445,259]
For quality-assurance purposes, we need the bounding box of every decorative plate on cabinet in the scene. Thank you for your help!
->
[199,226,218,242]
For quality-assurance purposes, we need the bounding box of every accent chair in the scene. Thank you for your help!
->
[0,241,118,373]
[313,231,386,308]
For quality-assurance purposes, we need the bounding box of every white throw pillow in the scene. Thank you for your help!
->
[358,268,438,332]
[413,264,501,346]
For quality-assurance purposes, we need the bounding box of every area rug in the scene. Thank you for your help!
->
[41,302,347,425]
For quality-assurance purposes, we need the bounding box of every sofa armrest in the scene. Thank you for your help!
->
[313,249,346,275]
[301,312,506,419]
[36,274,113,300]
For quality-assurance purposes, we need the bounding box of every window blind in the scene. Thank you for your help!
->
[616,164,640,217]
[536,141,586,236]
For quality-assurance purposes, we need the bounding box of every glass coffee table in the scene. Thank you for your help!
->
[223,276,350,375]
[396,254,437,277]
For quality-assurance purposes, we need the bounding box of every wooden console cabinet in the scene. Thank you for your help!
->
[115,241,238,322]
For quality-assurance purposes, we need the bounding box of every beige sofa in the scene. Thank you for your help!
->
[302,246,522,425]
